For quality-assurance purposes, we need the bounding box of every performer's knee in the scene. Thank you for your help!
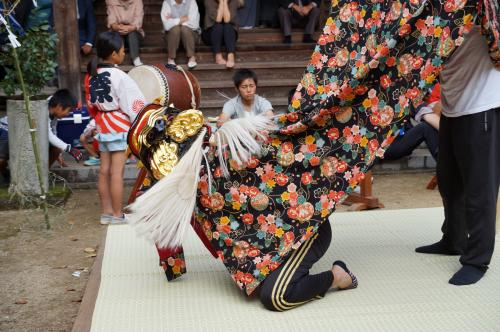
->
[259,289,283,312]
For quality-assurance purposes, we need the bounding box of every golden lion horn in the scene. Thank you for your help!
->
[147,108,204,180]
[167,109,205,143]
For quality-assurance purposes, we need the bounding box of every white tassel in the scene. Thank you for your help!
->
[211,114,278,177]
[127,128,207,248]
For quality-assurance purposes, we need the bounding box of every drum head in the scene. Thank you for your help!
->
[128,65,168,105]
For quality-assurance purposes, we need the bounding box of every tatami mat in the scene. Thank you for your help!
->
[90,208,500,332]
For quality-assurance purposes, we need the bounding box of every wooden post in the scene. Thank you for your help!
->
[342,171,385,211]
[52,0,82,105]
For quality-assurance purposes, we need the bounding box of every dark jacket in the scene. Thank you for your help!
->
[278,0,321,9]
[78,0,97,46]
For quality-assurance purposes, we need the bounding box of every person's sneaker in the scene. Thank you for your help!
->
[110,214,127,225]
[167,58,176,66]
[283,35,292,44]
[83,156,100,166]
[100,214,113,225]
[187,57,197,70]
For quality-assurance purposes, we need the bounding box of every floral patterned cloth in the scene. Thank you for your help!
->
[164,0,500,295]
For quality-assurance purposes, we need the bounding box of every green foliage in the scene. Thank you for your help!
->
[0,24,58,97]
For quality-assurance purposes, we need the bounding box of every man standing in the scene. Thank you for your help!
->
[416,25,500,285]
[277,0,320,44]
[77,0,97,55]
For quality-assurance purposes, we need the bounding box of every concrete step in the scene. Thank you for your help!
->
[200,78,297,98]
[200,96,289,117]
[93,22,320,46]
[81,43,315,66]
[373,148,436,173]
[189,61,307,81]
[80,60,308,80]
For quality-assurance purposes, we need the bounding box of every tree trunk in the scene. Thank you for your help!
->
[7,99,49,195]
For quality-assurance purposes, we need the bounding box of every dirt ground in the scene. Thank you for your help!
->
[0,172,442,331]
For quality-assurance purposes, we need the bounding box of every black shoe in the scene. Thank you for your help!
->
[449,265,486,285]
[302,34,316,43]
[415,240,462,255]
[283,35,292,44]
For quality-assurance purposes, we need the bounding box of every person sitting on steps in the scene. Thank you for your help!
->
[202,0,239,69]
[106,0,145,67]
[161,0,201,69]
[277,0,320,44]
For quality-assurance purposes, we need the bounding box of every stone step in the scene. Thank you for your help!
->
[52,147,436,186]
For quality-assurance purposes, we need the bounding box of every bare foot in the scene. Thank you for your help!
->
[331,264,353,289]
[215,53,226,65]
[226,53,235,68]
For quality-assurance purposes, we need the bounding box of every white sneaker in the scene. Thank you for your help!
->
[167,58,176,66]
[133,57,143,66]
[100,214,113,225]
[110,214,127,225]
[187,57,197,69]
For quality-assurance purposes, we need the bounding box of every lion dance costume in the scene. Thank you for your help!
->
[127,0,500,311]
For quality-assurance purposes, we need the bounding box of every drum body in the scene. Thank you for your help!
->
[128,64,201,111]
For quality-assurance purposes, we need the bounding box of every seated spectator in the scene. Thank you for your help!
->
[48,89,84,167]
[0,90,83,176]
[106,0,145,66]
[80,119,101,166]
[384,84,441,162]
[202,0,239,68]
[217,68,273,126]
[277,0,320,44]
[238,0,257,29]
[78,0,97,55]
[161,0,200,69]
[257,0,279,28]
